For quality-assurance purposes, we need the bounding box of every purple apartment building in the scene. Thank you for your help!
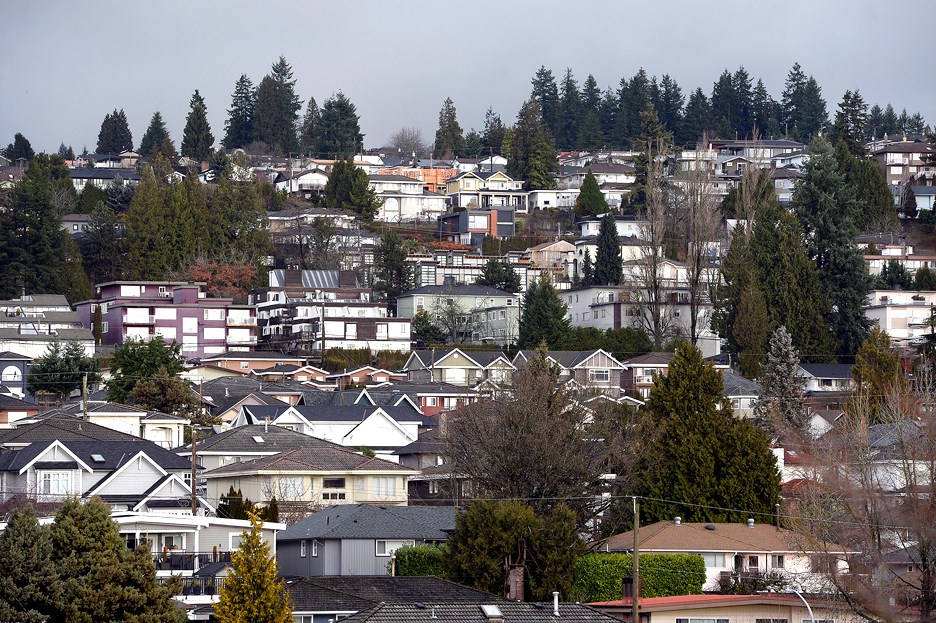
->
[76,281,257,359]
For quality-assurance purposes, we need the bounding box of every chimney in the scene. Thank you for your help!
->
[673,516,681,526]
[747,518,755,528]
[553,592,560,617]
[506,566,524,601]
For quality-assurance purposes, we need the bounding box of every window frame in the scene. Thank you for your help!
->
[375,539,415,557]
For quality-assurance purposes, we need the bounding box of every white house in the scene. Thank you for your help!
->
[864,289,936,347]
[370,174,447,223]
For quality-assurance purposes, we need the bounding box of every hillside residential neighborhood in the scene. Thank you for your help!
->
[3,19,936,623]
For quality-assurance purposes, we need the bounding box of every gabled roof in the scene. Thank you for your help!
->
[407,349,513,371]
[515,350,624,370]
[242,403,430,426]
[393,428,444,456]
[193,424,320,454]
[0,438,192,473]
[721,371,762,397]
[598,520,854,554]
[622,352,673,367]
[341,603,619,623]
[278,503,457,541]
[0,394,40,409]
[0,414,139,444]
[202,443,415,477]
[797,363,853,379]
[0,351,32,361]
[285,576,502,612]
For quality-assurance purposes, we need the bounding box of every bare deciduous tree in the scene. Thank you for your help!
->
[386,126,429,159]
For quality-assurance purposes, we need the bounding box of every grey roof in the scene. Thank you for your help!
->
[68,167,141,181]
[279,503,458,541]
[0,438,193,472]
[622,352,673,367]
[721,371,762,397]
[285,576,502,612]
[0,394,39,409]
[369,174,423,182]
[408,349,511,370]
[202,442,413,477]
[198,377,290,415]
[200,350,308,362]
[516,350,622,370]
[798,363,853,379]
[0,351,32,361]
[193,424,319,453]
[400,284,516,298]
[393,428,444,456]
[269,269,343,289]
[341,603,620,623]
[241,403,431,426]
[0,414,139,443]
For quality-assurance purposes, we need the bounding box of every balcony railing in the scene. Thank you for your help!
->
[226,316,257,326]
[124,315,155,325]
[153,550,232,572]
[226,335,258,345]
[157,576,225,596]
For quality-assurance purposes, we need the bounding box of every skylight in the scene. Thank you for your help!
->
[252,436,265,443]
[91,454,105,463]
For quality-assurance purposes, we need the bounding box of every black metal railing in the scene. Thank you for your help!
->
[153,550,233,572]
[157,576,225,596]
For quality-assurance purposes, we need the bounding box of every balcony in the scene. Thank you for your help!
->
[226,335,258,345]
[123,314,155,325]
[157,576,225,596]
[153,550,232,572]
[226,316,257,326]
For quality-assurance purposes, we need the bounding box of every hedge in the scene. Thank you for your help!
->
[391,543,448,577]
[573,553,705,601]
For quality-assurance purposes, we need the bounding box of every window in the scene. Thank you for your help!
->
[372,477,396,497]
[771,554,785,568]
[279,477,305,498]
[676,619,728,623]
[322,478,346,489]
[376,539,414,556]
[428,481,440,494]
[300,540,307,557]
[40,471,71,495]
[416,297,425,310]
[589,369,610,383]
[748,555,759,569]
[229,533,244,549]
[345,324,357,339]
[163,534,184,550]
[701,553,724,568]
[204,308,224,321]
[756,619,788,623]
[240,361,250,369]
[323,492,346,500]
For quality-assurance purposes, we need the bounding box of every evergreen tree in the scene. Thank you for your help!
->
[507,99,557,190]
[373,231,412,316]
[316,92,364,157]
[530,66,560,140]
[628,103,672,212]
[575,169,607,217]
[753,326,807,437]
[56,142,75,160]
[793,138,872,357]
[476,258,521,293]
[4,132,35,161]
[594,212,622,285]
[26,338,100,403]
[482,107,506,155]
[579,249,594,287]
[323,157,380,222]
[636,343,781,523]
[598,88,619,146]
[106,336,186,403]
[710,69,736,138]
[731,67,755,137]
[463,129,484,158]
[299,97,320,155]
[658,74,684,140]
[881,104,899,135]
[518,276,570,348]
[577,110,604,152]
[680,88,711,147]
[852,326,906,422]
[867,104,885,140]
[902,185,918,220]
[834,141,896,231]
[181,90,214,162]
[223,74,256,149]
[751,79,778,137]
[556,68,581,150]
[411,309,447,345]
[800,76,829,139]
[732,281,770,379]
[915,267,936,290]
[829,90,869,156]
[877,258,914,290]
[615,68,654,147]
[50,498,184,623]
[0,505,62,623]
[253,56,302,154]
[130,366,201,420]
[96,108,133,153]
[433,97,465,159]
[139,111,172,159]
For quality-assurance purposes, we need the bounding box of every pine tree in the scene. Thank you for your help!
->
[658,74,684,140]
[575,169,607,217]
[96,108,133,153]
[615,68,654,147]
[476,258,521,293]
[181,90,214,162]
[518,276,570,348]
[373,231,412,316]
[637,343,781,523]
[507,99,557,190]
[433,97,465,159]
[711,69,736,138]
[4,132,35,161]
[579,249,594,286]
[793,138,872,357]
[556,68,581,150]
[680,88,712,147]
[594,212,622,285]
[323,157,380,222]
[223,74,256,149]
[829,90,869,156]
[56,142,74,160]
[463,130,484,158]
[628,103,672,212]
[882,104,899,136]
[316,92,364,157]
[530,66,560,140]
[0,505,62,623]
[754,326,807,437]
[253,56,302,154]
[299,96,320,155]
[106,336,186,403]
[598,88,618,146]
[139,111,172,159]
[733,281,770,379]
[482,107,506,155]
[25,339,100,402]
[781,62,808,138]
[867,104,884,140]
[852,327,906,423]
[834,141,896,231]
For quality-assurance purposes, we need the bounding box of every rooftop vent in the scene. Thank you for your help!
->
[705,524,716,531]
[673,516,681,526]
[747,518,755,528]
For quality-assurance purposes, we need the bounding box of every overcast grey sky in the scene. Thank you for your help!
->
[2,0,934,154]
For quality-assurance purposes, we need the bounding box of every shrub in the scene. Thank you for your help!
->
[573,553,705,601]
[391,543,447,577]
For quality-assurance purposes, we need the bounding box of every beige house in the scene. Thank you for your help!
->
[402,348,515,387]
[202,441,417,508]
[590,593,859,623]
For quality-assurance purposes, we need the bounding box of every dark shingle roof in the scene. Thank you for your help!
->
[194,424,319,453]
[340,603,620,623]
[279,504,457,541]
[0,394,39,409]
[721,371,762,397]
[0,414,139,443]
[285,576,501,612]
[242,404,430,426]
[203,442,414,477]
[0,438,192,472]
[798,363,853,379]
[401,284,516,297]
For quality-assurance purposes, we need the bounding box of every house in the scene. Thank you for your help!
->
[577,215,649,239]
[60,213,93,236]
[438,207,515,246]
[266,205,356,234]
[527,240,576,281]
[277,504,457,576]
[405,249,559,294]
[0,393,42,428]
[201,443,417,510]
[274,168,329,197]
[285,576,504,623]
[251,270,411,353]
[369,174,447,223]
[183,423,324,471]
[0,351,31,398]
[402,348,515,387]
[770,164,805,204]
[328,366,406,389]
[797,363,854,392]
[68,167,140,192]
[233,402,429,455]
[374,165,458,194]
[721,371,762,419]
[863,289,936,347]
[444,170,527,209]
[342,602,622,623]
[196,376,292,423]
[76,281,257,359]
[513,350,627,397]
[397,283,520,345]
[375,380,477,417]
[597,518,854,592]
[525,188,580,211]
[0,421,206,513]
[198,350,307,373]
[0,294,95,359]
[589,593,858,623]
[39,401,188,448]
[871,140,935,189]
[621,352,673,398]
[251,363,331,385]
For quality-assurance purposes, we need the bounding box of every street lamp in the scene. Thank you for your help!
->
[790,589,816,623]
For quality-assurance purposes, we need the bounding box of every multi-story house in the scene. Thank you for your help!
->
[402,348,515,387]
[369,174,447,223]
[374,165,457,194]
[407,250,559,293]
[437,207,515,247]
[396,283,520,345]
[76,281,256,358]
[622,352,731,398]
[872,139,935,191]
[68,167,141,192]
[444,170,527,209]
[0,294,95,358]
[864,289,936,347]
[526,240,576,281]
[0,351,31,399]
[513,349,626,397]
[252,269,411,353]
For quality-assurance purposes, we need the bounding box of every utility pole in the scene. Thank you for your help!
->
[81,372,88,420]
[633,497,640,623]
[190,423,197,515]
